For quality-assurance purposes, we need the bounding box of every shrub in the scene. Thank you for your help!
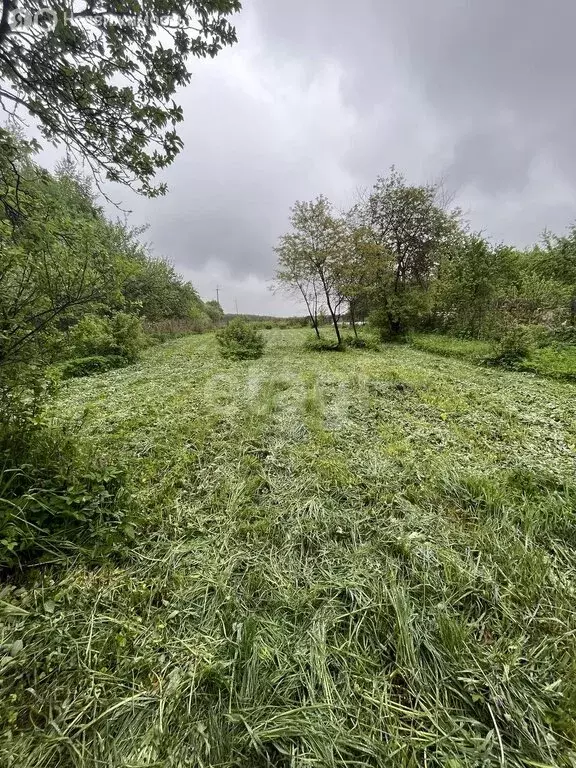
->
[0,387,130,567]
[550,325,576,345]
[70,313,144,362]
[216,318,265,360]
[110,312,145,361]
[491,325,536,367]
[58,355,130,380]
[187,309,212,333]
[70,314,114,357]
[304,335,346,352]
[343,333,381,351]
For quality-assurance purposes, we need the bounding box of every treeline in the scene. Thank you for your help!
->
[0,128,223,564]
[274,168,576,349]
[0,128,222,387]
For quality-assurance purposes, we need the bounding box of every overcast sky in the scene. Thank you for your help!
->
[46,0,576,315]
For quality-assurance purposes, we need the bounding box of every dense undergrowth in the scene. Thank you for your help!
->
[1,329,576,767]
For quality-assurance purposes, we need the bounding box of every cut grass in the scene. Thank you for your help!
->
[2,329,576,767]
[411,332,576,382]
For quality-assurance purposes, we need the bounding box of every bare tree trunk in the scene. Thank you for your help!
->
[350,300,358,339]
[317,267,342,344]
[298,283,320,338]
[326,297,342,344]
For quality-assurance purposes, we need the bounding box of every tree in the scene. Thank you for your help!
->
[366,168,461,337]
[121,251,204,321]
[0,134,126,374]
[0,132,214,384]
[434,236,521,337]
[0,0,241,196]
[529,228,576,325]
[275,196,348,344]
[334,223,381,338]
[274,235,322,338]
[204,299,224,325]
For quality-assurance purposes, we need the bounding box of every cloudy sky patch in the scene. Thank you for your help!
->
[37,0,576,314]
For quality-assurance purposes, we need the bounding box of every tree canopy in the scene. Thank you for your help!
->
[0,0,241,195]
[275,167,576,343]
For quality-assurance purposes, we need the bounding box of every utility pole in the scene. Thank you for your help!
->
[234,298,239,315]
[216,285,221,305]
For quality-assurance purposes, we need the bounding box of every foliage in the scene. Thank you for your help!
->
[411,333,493,363]
[58,355,130,380]
[0,400,128,567]
[0,131,125,373]
[435,236,521,337]
[204,300,225,325]
[70,312,144,362]
[304,334,346,352]
[0,130,218,387]
[551,324,576,345]
[520,345,576,381]
[366,167,462,337]
[216,318,265,360]
[411,331,576,382]
[274,196,350,342]
[122,249,207,321]
[491,325,536,367]
[343,331,381,350]
[274,170,576,346]
[0,1,241,195]
[2,330,576,765]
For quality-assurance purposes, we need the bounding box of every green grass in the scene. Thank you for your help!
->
[521,346,576,381]
[412,332,576,382]
[410,333,493,363]
[2,329,576,767]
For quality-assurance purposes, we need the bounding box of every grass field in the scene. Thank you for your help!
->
[411,333,576,381]
[2,329,576,767]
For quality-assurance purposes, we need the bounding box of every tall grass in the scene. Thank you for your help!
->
[1,330,575,766]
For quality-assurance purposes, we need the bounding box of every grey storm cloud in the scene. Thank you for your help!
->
[104,0,576,313]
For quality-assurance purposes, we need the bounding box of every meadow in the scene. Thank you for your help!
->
[2,329,576,767]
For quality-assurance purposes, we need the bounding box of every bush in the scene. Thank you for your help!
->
[343,333,381,351]
[70,312,144,362]
[70,314,114,357]
[110,312,145,361]
[304,335,346,352]
[491,325,536,367]
[58,355,130,380]
[0,391,130,567]
[550,325,576,345]
[216,319,265,360]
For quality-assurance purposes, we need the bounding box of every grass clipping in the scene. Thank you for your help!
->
[1,329,576,767]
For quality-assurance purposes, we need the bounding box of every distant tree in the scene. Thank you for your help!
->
[122,254,203,321]
[0,0,241,195]
[274,237,322,338]
[334,223,382,338]
[366,168,461,337]
[275,196,348,344]
[204,300,225,325]
[530,228,576,324]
